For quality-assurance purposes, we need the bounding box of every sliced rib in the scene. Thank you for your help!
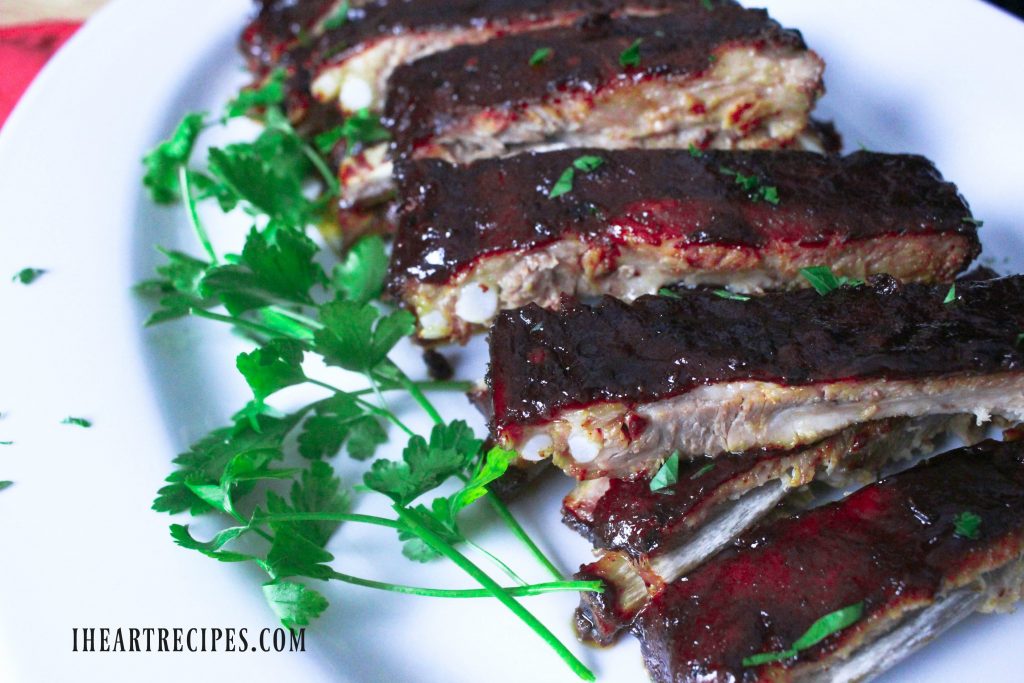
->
[633,438,1024,682]
[339,6,825,210]
[389,149,979,342]
[569,415,976,645]
[487,275,1024,478]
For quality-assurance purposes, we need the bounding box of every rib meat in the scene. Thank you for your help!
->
[389,150,979,342]
[568,415,976,645]
[339,6,825,210]
[633,438,1024,682]
[487,275,1024,478]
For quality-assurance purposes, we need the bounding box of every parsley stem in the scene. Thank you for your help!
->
[267,305,323,331]
[394,505,595,681]
[465,538,528,586]
[190,308,283,337]
[254,511,403,529]
[298,140,341,197]
[306,377,415,437]
[327,571,603,599]
[384,362,443,425]
[484,492,564,582]
[179,167,218,264]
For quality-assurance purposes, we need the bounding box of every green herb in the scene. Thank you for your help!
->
[799,266,865,296]
[61,417,92,428]
[688,143,703,158]
[742,602,864,667]
[138,93,601,680]
[658,287,681,299]
[0,481,12,491]
[714,289,750,301]
[962,216,984,228]
[954,511,981,539]
[529,47,553,66]
[1017,332,1024,347]
[224,68,286,120]
[650,452,680,492]
[689,462,715,480]
[321,0,350,31]
[943,284,956,304]
[548,155,605,199]
[12,268,45,284]
[719,166,780,205]
[340,108,390,149]
[701,0,715,9]
[0,442,12,446]
[619,38,643,68]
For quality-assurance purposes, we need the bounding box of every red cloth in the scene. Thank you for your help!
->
[0,21,81,129]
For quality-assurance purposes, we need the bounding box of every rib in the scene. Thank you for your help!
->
[389,149,979,342]
[568,414,976,645]
[339,5,825,210]
[309,0,706,116]
[487,275,1024,479]
[632,438,1024,683]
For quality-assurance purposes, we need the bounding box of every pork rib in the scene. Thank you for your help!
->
[339,6,825,210]
[487,275,1024,478]
[389,150,978,342]
[568,415,975,645]
[633,438,1024,682]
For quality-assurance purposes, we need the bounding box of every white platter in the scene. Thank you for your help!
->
[1,1,1023,681]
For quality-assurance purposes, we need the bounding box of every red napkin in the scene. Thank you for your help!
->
[0,21,81,129]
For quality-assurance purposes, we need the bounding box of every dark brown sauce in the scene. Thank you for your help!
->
[488,276,1024,429]
[634,439,1024,681]
[389,150,976,289]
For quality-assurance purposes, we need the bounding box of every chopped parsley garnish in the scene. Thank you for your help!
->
[658,287,681,299]
[799,266,864,296]
[1017,332,1024,347]
[954,511,981,539]
[688,143,703,158]
[529,47,553,66]
[548,155,605,199]
[0,481,12,492]
[650,451,680,492]
[322,0,350,30]
[943,284,956,304]
[689,462,715,480]
[12,268,45,284]
[719,166,780,205]
[61,417,92,428]
[714,289,750,301]
[0,442,12,446]
[742,602,864,667]
[701,0,715,9]
[962,216,984,228]
[619,38,643,68]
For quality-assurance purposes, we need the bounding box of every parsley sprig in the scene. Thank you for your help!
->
[139,85,598,679]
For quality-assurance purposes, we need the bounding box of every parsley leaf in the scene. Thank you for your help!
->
[944,283,956,304]
[341,108,390,149]
[236,339,307,405]
[0,481,12,492]
[954,510,981,539]
[619,38,643,68]
[265,460,350,547]
[297,393,387,461]
[701,0,715,9]
[799,266,864,296]
[263,582,330,629]
[314,301,414,373]
[688,143,703,158]
[225,68,286,119]
[719,166,780,205]
[314,125,346,155]
[142,112,206,204]
[743,602,864,667]
[650,451,680,491]
[321,0,350,31]
[207,145,311,226]
[12,268,45,284]
[333,234,389,305]
[549,155,604,198]
[364,421,482,506]
[529,47,553,66]
[714,289,750,301]
[61,417,92,428]
[201,228,326,315]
